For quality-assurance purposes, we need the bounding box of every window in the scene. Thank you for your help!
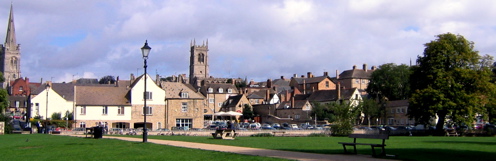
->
[362,80,366,84]
[144,91,152,100]
[355,80,359,84]
[254,99,259,104]
[227,89,232,93]
[401,108,405,113]
[390,108,394,114]
[181,102,188,112]
[79,122,86,128]
[218,88,223,93]
[295,115,300,119]
[143,106,152,115]
[81,106,86,115]
[118,106,125,115]
[175,119,193,128]
[388,118,394,125]
[209,98,214,103]
[15,101,19,108]
[102,106,108,115]
[325,81,329,88]
[218,103,222,107]
[396,108,400,113]
[181,92,189,98]
[19,86,23,91]
[208,88,213,93]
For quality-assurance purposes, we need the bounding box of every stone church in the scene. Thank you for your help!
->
[0,4,21,88]
[188,39,242,88]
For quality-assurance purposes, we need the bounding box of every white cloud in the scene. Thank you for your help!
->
[1,0,496,83]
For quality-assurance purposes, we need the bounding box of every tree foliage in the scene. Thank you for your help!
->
[0,72,7,113]
[367,63,412,101]
[242,104,254,120]
[99,75,116,84]
[311,102,336,122]
[409,33,496,134]
[357,98,382,126]
[329,102,360,136]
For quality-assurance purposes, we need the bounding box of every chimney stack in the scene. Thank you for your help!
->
[303,79,306,94]
[324,72,328,76]
[267,79,272,88]
[307,72,313,78]
[337,82,341,100]
[291,90,295,108]
[281,76,285,80]
[363,64,368,72]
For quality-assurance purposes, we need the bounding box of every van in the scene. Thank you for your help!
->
[290,124,299,129]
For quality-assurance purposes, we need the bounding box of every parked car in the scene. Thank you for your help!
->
[249,123,261,129]
[272,123,281,129]
[109,128,124,135]
[261,124,273,130]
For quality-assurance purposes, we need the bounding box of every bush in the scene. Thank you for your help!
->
[331,124,353,136]
[250,133,274,137]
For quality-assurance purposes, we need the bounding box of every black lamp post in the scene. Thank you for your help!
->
[141,40,151,142]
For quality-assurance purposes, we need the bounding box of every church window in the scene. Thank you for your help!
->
[198,53,205,63]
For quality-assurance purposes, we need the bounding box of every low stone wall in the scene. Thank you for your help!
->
[62,130,329,137]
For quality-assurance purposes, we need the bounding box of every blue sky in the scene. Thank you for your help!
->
[1,0,496,83]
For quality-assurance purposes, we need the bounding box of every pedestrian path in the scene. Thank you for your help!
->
[98,136,394,161]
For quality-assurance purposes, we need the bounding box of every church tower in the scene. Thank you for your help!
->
[189,39,209,87]
[0,4,21,86]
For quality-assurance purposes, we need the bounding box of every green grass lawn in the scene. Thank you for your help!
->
[139,135,496,161]
[0,134,288,161]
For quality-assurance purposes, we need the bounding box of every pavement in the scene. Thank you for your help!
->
[84,135,396,161]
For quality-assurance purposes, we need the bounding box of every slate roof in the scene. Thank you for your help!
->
[200,83,238,95]
[75,85,130,106]
[339,69,374,79]
[32,83,76,101]
[386,100,409,107]
[292,76,331,84]
[223,95,244,109]
[307,88,359,102]
[277,100,308,109]
[160,82,205,99]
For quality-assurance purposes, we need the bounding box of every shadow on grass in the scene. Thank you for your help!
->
[423,141,496,146]
[276,148,494,161]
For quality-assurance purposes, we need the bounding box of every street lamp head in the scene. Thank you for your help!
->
[141,40,151,59]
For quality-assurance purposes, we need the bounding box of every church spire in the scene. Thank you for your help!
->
[5,3,17,47]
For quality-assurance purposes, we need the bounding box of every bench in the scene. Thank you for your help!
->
[445,129,459,137]
[338,134,389,157]
[211,129,238,140]
[272,131,286,136]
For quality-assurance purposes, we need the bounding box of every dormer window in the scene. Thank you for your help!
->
[227,88,232,93]
[218,88,223,93]
[208,88,213,93]
[181,92,189,98]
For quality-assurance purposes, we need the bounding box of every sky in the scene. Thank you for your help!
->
[1,0,496,83]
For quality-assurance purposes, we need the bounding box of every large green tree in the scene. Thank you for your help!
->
[367,63,412,101]
[409,33,495,134]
